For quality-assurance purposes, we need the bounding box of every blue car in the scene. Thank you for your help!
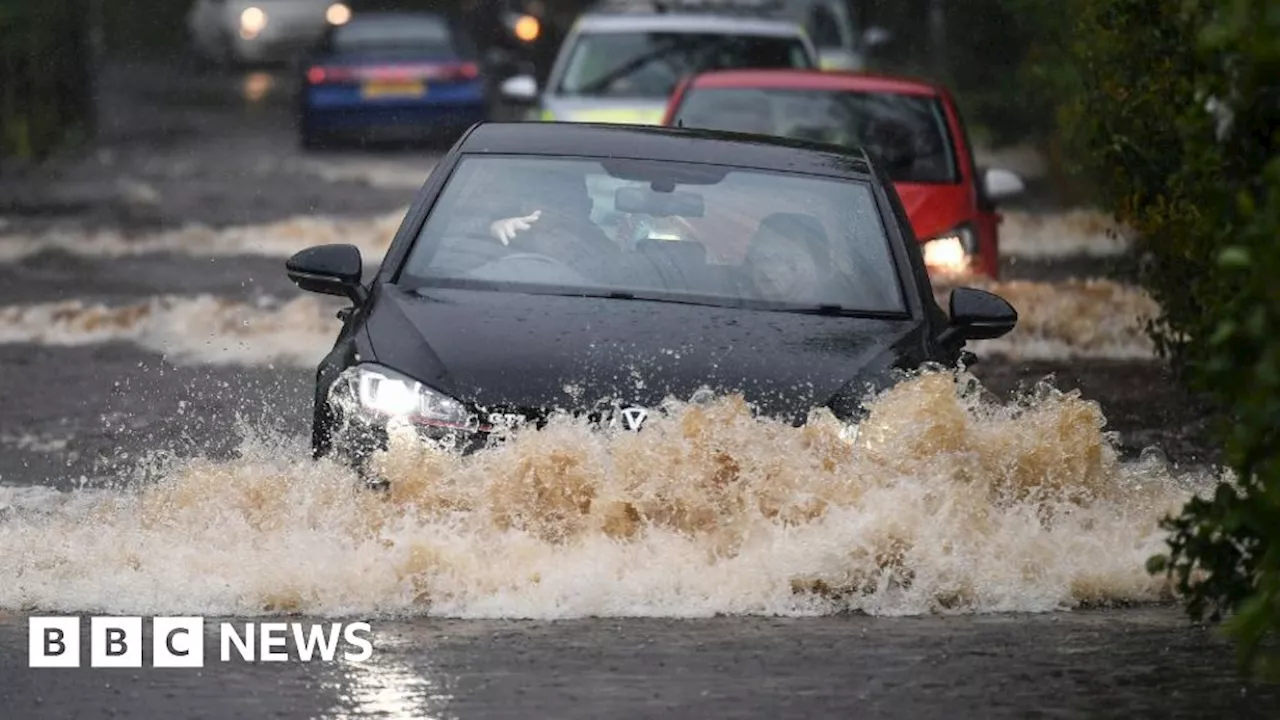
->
[298,10,490,148]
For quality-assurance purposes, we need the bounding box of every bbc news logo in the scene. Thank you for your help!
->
[29,617,373,668]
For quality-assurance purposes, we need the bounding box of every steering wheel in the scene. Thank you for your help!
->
[497,252,576,269]
[465,251,593,285]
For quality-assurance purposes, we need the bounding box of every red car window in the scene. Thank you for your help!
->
[672,86,961,185]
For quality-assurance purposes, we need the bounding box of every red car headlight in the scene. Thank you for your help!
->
[922,223,977,275]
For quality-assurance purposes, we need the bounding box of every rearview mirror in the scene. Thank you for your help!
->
[500,74,538,104]
[942,287,1017,343]
[615,187,705,217]
[286,243,366,304]
[983,167,1025,202]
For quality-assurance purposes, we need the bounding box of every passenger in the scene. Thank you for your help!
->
[743,212,832,303]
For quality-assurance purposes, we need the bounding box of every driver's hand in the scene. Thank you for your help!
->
[489,211,542,245]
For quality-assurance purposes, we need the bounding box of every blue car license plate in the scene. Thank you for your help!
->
[361,81,426,99]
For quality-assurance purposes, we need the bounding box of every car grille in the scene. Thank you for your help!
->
[480,405,645,433]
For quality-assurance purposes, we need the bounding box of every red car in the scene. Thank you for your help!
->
[661,69,1025,280]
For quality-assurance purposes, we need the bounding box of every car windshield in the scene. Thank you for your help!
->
[330,15,460,54]
[673,88,960,184]
[557,32,813,98]
[399,155,907,316]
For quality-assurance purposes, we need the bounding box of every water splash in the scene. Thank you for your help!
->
[0,370,1208,618]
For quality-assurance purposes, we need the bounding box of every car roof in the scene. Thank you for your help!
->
[455,122,875,178]
[684,69,945,97]
[336,10,456,28]
[574,12,805,36]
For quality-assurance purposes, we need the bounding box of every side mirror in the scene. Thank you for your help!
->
[862,26,892,49]
[982,167,1025,202]
[940,287,1017,344]
[500,74,538,104]
[286,243,366,304]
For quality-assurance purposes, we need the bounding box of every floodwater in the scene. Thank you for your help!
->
[0,59,1273,719]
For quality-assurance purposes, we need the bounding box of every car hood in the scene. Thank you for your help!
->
[541,97,669,125]
[363,286,926,424]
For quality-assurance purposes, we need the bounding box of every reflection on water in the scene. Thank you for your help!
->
[326,632,456,720]
[243,71,275,104]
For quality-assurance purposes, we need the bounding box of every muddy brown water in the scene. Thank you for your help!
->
[0,59,1264,718]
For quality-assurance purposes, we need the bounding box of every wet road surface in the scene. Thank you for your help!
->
[0,59,1270,717]
[1,610,1276,719]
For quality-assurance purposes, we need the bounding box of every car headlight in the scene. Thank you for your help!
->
[511,13,540,42]
[334,364,475,430]
[922,224,977,274]
[240,7,268,39]
[326,2,351,26]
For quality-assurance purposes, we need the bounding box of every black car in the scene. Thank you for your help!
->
[285,122,1016,473]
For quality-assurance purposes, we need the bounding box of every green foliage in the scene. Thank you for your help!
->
[100,0,191,59]
[1067,0,1280,681]
[863,0,1083,152]
[1063,0,1226,367]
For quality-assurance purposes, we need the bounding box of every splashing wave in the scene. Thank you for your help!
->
[0,370,1205,618]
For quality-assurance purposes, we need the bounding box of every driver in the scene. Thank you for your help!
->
[485,166,622,265]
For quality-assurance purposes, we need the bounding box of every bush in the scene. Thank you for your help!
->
[1067,0,1280,679]
[858,0,1084,155]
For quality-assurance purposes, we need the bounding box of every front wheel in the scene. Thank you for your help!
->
[314,401,391,490]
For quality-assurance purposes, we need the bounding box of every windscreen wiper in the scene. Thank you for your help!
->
[783,305,906,319]
[577,38,683,95]
[577,35,737,95]
[538,289,745,309]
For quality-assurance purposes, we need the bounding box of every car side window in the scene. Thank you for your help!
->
[808,4,843,49]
